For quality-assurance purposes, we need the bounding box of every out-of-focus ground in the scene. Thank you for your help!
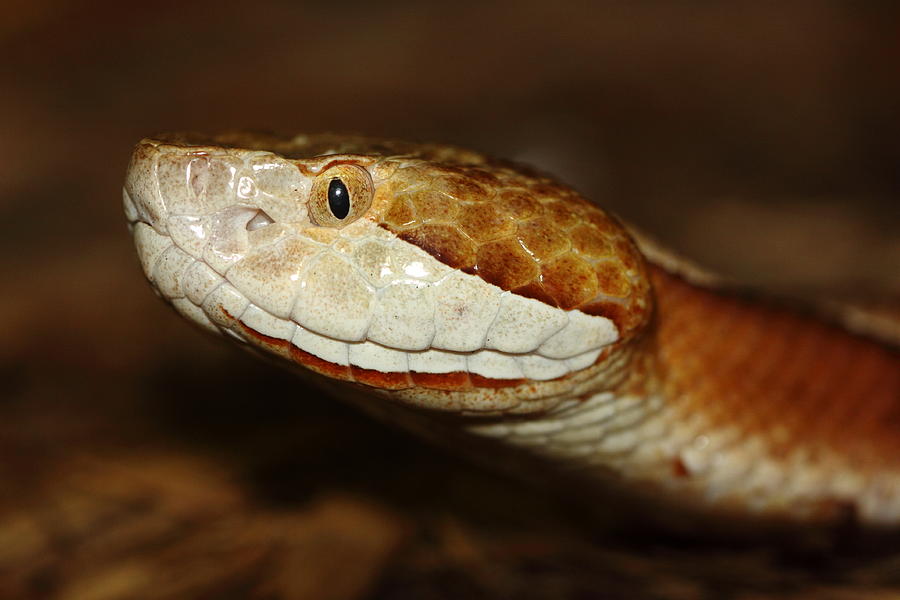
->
[1,1,898,598]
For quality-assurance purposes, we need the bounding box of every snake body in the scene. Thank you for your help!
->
[125,132,900,528]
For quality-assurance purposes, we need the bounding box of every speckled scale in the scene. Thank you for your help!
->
[377,160,650,335]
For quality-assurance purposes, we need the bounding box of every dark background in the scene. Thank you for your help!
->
[1,1,898,598]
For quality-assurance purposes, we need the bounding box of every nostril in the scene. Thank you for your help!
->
[246,209,275,232]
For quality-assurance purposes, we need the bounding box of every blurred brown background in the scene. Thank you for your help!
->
[1,1,899,598]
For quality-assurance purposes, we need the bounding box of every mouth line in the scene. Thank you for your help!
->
[224,299,605,384]
[132,213,611,389]
[232,315,549,392]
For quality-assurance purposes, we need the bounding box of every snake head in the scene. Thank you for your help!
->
[124,133,652,414]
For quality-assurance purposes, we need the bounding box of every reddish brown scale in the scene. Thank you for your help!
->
[594,261,631,298]
[435,172,491,202]
[381,197,417,229]
[672,457,691,478]
[410,190,459,222]
[350,366,413,390]
[320,158,368,171]
[582,301,633,333]
[473,238,539,289]
[290,346,353,380]
[397,225,476,269]
[378,160,651,341]
[512,281,558,307]
[570,224,613,256]
[517,218,571,261]
[410,371,471,391]
[457,203,516,242]
[650,265,900,472]
[469,374,528,388]
[238,322,291,352]
[540,255,599,310]
[500,189,541,219]
[219,308,288,355]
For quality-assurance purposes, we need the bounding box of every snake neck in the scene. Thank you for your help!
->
[650,264,900,470]
[464,263,900,524]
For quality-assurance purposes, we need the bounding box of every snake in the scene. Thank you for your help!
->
[124,132,900,530]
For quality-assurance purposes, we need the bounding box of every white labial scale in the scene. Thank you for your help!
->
[292,326,349,366]
[170,298,218,334]
[565,349,602,372]
[408,348,467,374]
[367,280,436,350]
[227,236,322,319]
[152,245,195,300]
[240,305,297,342]
[466,350,524,380]
[431,272,501,352]
[133,222,173,279]
[348,341,409,373]
[182,261,224,306]
[293,252,375,341]
[201,283,250,329]
[167,214,212,258]
[352,238,402,288]
[537,310,618,359]
[516,354,569,381]
[389,238,451,283]
[485,293,568,353]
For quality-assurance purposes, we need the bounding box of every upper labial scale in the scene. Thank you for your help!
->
[378,161,650,337]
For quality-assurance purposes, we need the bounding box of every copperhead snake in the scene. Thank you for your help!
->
[124,132,900,529]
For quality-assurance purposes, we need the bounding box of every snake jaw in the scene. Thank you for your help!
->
[126,133,640,411]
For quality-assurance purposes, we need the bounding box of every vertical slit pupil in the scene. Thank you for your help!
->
[327,178,350,219]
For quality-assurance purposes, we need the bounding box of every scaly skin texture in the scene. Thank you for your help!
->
[376,159,650,336]
[124,132,900,528]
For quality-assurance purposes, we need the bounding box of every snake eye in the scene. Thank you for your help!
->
[327,179,350,219]
[308,164,373,227]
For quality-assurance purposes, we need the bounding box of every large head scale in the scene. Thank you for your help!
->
[124,132,651,414]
